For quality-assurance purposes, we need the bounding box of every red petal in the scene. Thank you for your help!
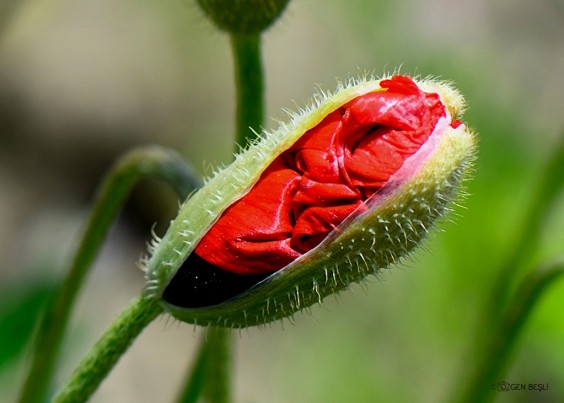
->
[194,76,448,274]
[451,119,463,129]
[291,202,363,252]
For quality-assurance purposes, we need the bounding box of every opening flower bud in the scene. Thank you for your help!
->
[145,75,476,328]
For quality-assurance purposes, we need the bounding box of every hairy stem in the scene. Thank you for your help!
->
[231,33,264,148]
[19,146,201,403]
[455,258,564,403]
[53,295,163,403]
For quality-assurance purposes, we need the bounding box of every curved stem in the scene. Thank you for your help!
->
[459,137,564,401]
[231,33,264,148]
[53,295,163,403]
[454,257,564,403]
[452,136,564,403]
[18,146,201,403]
[486,138,564,320]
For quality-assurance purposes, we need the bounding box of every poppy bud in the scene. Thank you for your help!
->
[144,75,476,328]
[196,0,291,34]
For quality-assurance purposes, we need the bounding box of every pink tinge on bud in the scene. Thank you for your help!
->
[194,75,461,274]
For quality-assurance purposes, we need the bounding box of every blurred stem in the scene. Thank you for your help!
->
[53,295,163,403]
[486,138,564,322]
[231,33,264,148]
[458,137,564,403]
[176,327,232,403]
[176,332,210,403]
[455,257,564,403]
[203,328,232,403]
[18,146,201,403]
[175,33,265,403]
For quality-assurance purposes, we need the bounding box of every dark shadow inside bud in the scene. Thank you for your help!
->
[162,253,270,308]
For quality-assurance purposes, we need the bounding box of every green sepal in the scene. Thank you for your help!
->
[196,0,291,34]
[145,75,476,328]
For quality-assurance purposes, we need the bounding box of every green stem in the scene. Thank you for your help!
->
[452,136,564,403]
[486,138,564,320]
[231,33,264,148]
[176,332,210,403]
[176,327,232,403]
[53,295,163,403]
[455,258,564,403]
[175,33,264,403]
[459,137,564,399]
[19,146,201,403]
[202,328,232,403]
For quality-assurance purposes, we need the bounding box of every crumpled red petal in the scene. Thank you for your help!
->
[194,75,453,274]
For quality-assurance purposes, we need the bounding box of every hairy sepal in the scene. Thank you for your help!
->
[144,75,475,328]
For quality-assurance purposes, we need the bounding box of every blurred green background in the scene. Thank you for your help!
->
[1,0,563,402]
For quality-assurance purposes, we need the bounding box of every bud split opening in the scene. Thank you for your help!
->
[145,75,475,328]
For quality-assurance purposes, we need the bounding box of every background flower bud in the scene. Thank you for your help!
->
[196,0,291,34]
[145,75,476,328]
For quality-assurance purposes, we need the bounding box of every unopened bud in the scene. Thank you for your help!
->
[196,0,291,34]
